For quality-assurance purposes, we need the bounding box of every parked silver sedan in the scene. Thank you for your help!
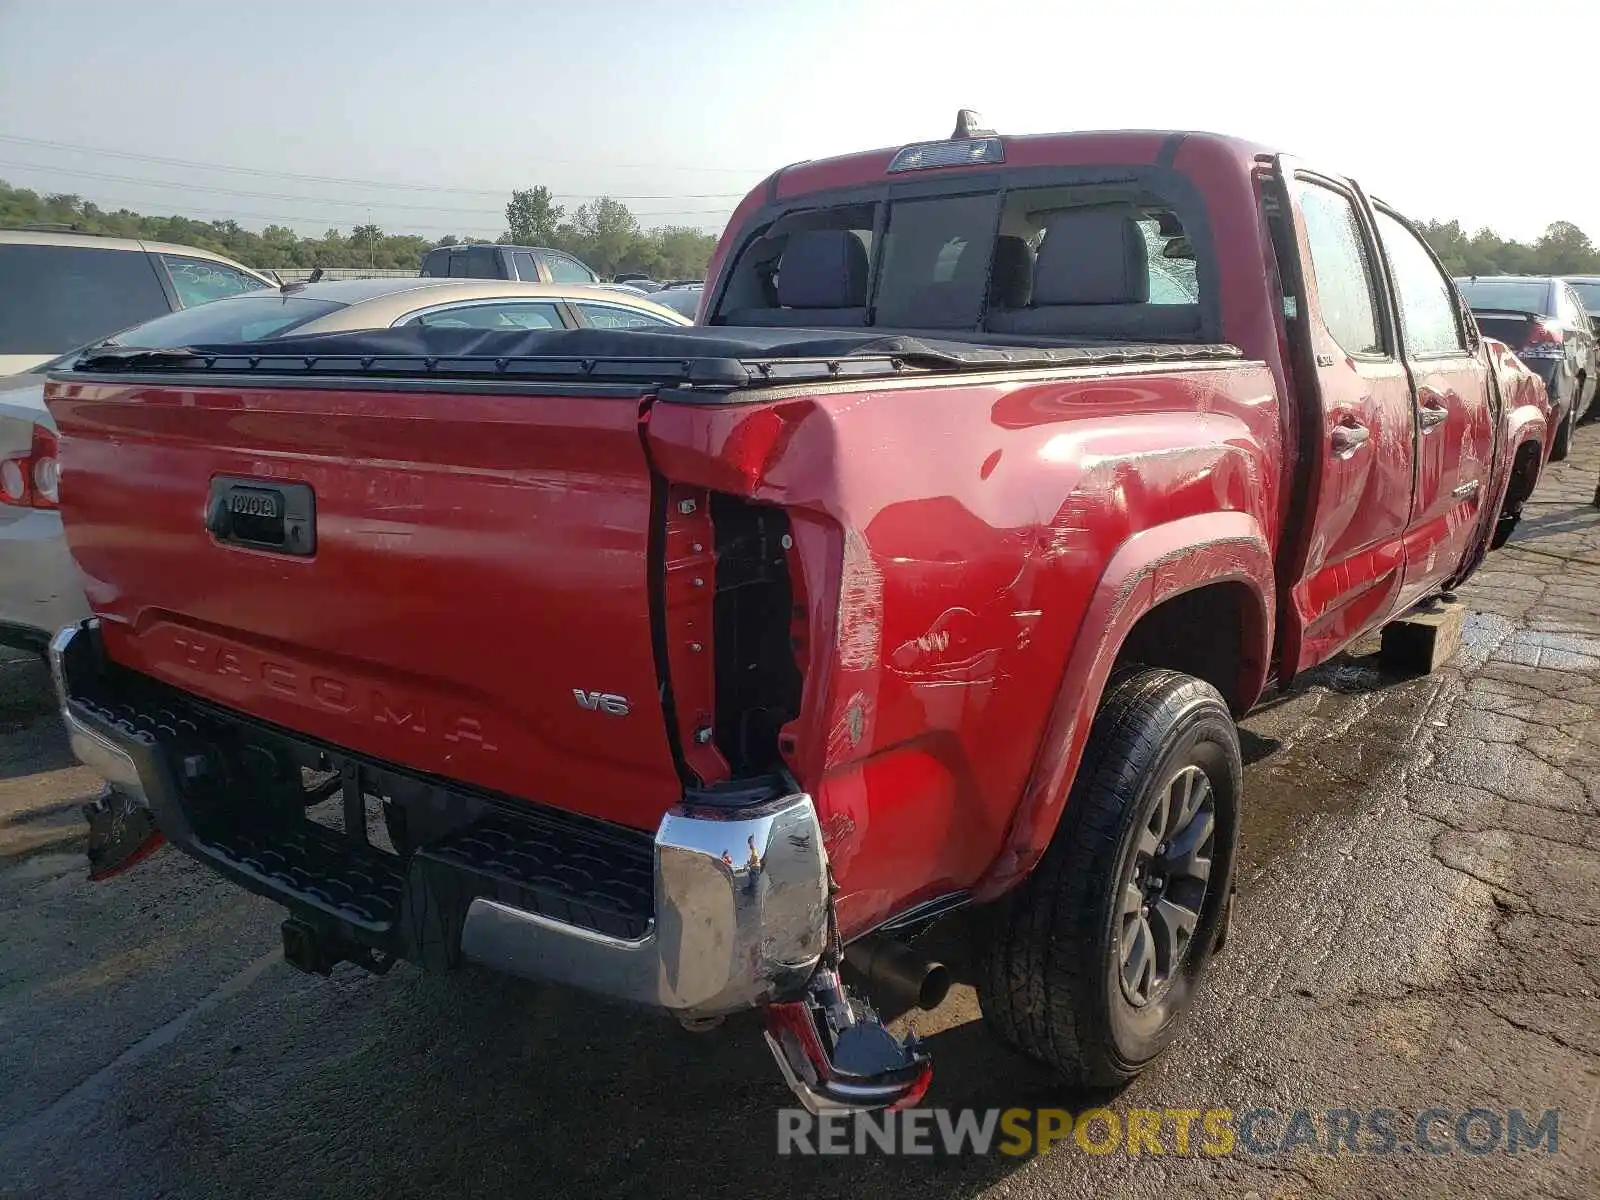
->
[0,279,690,652]
[0,356,81,650]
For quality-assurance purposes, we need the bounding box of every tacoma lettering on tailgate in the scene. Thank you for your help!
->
[163,631,499,752]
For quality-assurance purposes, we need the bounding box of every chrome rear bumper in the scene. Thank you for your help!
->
[461,793,829,1016]
[50,621,830,1019]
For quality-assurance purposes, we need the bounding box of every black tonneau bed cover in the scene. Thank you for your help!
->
[60,325,1241,391]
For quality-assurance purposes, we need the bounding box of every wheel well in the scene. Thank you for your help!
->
[1504,438,1543,513]
[1112,582,1262,716]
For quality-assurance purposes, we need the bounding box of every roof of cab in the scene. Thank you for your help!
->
[0,228,273,282]
[769,129,1278,203]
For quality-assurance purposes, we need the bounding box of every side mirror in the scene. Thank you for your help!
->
[1162,235,1194,260]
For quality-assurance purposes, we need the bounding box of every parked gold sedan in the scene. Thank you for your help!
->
[95,276,691,349]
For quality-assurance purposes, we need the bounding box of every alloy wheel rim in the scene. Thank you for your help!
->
[1117,763,1216,1007]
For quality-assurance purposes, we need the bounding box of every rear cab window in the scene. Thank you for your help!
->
[102,295,346,347]
[709,174,1211,343]
[1453,278,1551,314]
[0,243,172,354]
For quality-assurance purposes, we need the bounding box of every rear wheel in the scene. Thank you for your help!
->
[977,668,1239,1086]
[1552,405,1574,461]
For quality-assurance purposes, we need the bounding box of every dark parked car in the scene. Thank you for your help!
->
[1563,276,1600,336]
[419,244,598,285]
[611,273,663,292]
[1456,275,1597,456]
[649,282,702,319]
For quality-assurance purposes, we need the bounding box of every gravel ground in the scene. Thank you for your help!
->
[1,443,1597,1200]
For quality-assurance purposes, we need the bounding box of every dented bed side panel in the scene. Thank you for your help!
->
[646,361,1283,933]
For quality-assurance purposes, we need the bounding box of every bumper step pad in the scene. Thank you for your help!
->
[63,661,656,964]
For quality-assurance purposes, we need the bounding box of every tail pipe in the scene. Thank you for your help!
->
[844,935,951,1012]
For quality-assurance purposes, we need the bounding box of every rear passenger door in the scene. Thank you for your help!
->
[1370,205,1494,606]
[1275,163,1418,673]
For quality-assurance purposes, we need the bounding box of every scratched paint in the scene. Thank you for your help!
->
[836,528,884,671]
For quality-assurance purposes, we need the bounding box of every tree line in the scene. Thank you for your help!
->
[1411,219,1598,277]
[0,179,719,279]
[4,176,1597,281]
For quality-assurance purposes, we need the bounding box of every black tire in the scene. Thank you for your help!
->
[977,667,1240,1087]
[1490,509,1521,550]
[1551,406,1573,462]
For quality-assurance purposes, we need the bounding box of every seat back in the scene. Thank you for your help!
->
[986,211,1200,339]
[720,228,869,327]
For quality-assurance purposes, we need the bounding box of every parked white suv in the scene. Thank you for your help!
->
[0,229,272,375]
[0,230,272,648]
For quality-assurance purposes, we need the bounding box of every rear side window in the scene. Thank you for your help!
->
[404,301,563,330]
[511,250,540,281]
[463,247,502,278]
[1568,280,1600,313]
[1559,286,1586,326]
[546,253,596,284]
[1291,179,1384,357]
[159,254,267,307]
[1374,209,1467,355]
[573,301,679,329]
[0,244,171,354]
[103,295,346,347]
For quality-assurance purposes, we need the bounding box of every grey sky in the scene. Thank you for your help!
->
[2,0,1596,243]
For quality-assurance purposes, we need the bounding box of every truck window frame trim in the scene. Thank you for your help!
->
[1368,196,1480,361]
[705,163,1223,344]
[1285,168,1399,365]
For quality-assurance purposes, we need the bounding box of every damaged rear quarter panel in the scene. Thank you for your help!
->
[647,360,1280,935]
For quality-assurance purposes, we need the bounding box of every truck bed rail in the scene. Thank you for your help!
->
[60,329,1243,391]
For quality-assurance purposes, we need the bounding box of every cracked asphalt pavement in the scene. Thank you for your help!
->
[2,450,1598,1200]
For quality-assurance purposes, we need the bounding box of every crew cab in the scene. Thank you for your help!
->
[44,116,1550,1113]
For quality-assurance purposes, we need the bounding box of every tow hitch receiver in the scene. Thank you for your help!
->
[763,964,933,1113]
[83,786,165,881]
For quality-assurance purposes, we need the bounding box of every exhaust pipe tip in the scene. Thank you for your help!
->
[844,935,951,1012]
[915,960,952,1011]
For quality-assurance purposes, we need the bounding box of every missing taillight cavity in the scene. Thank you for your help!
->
[711,494,804,777]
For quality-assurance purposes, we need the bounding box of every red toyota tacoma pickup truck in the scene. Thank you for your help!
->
[43,116,1550,1112]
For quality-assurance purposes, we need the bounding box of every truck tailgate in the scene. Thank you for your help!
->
[47,379,681,831]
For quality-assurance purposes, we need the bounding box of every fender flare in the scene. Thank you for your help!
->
[1453,397,1549,586]
[973,510,1275,901]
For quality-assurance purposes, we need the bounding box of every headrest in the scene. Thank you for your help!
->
[1032,212,1150,305]
[989,236,1035,308]
[777,229,870,309]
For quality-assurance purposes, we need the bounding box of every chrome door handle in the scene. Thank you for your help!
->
[1419,404,1449,431]
[1330,423,1371,457]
